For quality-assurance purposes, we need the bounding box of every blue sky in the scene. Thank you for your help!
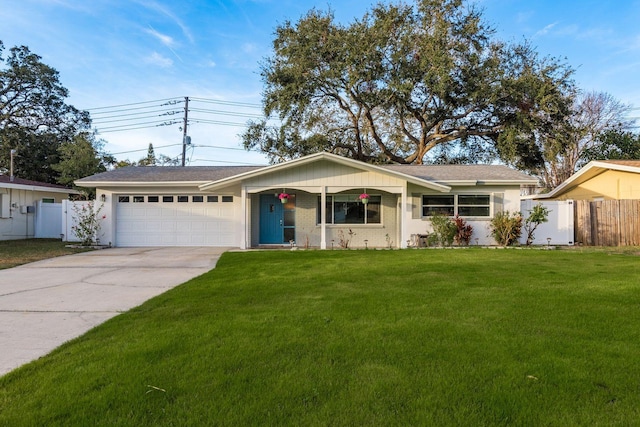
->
[2,0,639,166]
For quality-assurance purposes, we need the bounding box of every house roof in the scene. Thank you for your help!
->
[379,164,537,185]
[75,166,262,186]
[531,160,640,199]
[75,153,535,191]
[0,175,79,194]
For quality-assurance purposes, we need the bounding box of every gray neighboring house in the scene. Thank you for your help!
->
[0,176,79,240]
[76,152,536,248]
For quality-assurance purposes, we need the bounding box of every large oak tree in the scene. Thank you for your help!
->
[243,0,576,169]
[0,42,92,183]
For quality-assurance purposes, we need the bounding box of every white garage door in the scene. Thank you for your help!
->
[116,194,238,247]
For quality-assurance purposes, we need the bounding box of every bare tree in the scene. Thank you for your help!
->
[541,91,634,189]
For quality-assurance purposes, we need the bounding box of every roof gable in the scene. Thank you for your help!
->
[198,152,451,192]
[534,160,640,199]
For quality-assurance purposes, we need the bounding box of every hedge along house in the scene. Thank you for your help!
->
[75,152,536,248]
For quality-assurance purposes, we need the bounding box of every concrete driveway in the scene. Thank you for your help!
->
[0,247,229,376]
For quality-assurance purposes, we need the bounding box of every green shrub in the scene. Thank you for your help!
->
[429,213,457,246]
[524,203,550,245]
[489,210,522,246]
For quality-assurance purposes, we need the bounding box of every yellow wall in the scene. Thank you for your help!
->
[554,170,640,200]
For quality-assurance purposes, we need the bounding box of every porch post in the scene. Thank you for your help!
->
[320,187,327,249]
[240,186,247,249]
[400,186,407,249]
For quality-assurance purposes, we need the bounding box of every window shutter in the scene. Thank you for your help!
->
[493,192,504,215]
[412,193,421,219]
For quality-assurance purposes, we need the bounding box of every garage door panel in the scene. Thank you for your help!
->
[116,197,237,247]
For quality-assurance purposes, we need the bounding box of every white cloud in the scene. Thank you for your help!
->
[144,52,173,68]
[242,43,257,54]
[136,0,194,43]
[533,22,558,38]
[144,26,175,48]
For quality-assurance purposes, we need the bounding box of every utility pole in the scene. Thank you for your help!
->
[10,149,16,182]
[181,96,189,167]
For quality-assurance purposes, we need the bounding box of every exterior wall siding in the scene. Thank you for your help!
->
[405,184,524,246]
[0,189,68,241]
[552,170,640,201]
[244,160,407,189]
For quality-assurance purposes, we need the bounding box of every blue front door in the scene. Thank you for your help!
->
[259,194,295,244]
[260,194,284,244]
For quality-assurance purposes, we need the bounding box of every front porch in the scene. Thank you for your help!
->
[247,189,402,249]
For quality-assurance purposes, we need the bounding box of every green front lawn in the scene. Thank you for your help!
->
[1,249,639,425]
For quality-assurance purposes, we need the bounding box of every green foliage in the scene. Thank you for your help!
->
[2,250,640,425]
[490,210,523,246]
[429,213,457,246]
[52,132,112,196]
[71,201,104,246]
[524,203,550,245]
[244,0,575,167]
[583,130,640,162]
[0,42,91,183]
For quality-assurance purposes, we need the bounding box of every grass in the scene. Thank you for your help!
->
[0,238,93,270]
[1,248,640,425]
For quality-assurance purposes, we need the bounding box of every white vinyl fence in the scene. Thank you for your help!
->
[34,201,62,238]
[61,200,90,242]
[520,199,574,246]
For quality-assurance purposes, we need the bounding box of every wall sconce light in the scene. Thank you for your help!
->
[100,194,106,202]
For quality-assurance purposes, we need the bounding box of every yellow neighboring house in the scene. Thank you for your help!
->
[534,160,640,201]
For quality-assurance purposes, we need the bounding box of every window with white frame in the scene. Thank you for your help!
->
[317,195,381,224]
[422,194,490,217]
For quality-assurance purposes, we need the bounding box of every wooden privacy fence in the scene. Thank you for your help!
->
[574,200,640,246]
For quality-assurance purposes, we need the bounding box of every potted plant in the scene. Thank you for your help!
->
[359,193,370,204]
[278,192,290,203]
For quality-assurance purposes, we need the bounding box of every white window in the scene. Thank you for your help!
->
[317,195,381,224]
[422,194,490,217]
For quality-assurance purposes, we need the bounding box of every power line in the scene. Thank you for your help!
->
[190,97,261,108]
[92,112,183,125]
[109,143,183,155]
[189,107,264,119]
[193,144,247,151]
[96,120,181,133]
[84,97,183,111]
[189,118,249,127]
[191,158,265,166]
[91,106,183,118]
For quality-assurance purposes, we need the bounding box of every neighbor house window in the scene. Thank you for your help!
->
[42,198,55,204]
[422,194,490,217]
[317,195,381,224]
